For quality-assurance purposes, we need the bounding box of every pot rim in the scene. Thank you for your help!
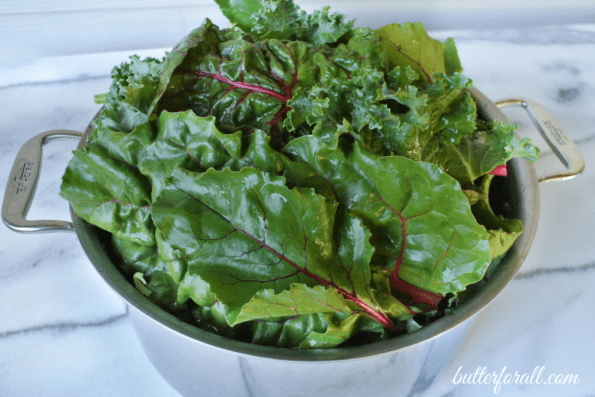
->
[71,87,541,362]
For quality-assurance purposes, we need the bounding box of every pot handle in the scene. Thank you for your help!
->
[2,129,83,233]
[496,98,585,183]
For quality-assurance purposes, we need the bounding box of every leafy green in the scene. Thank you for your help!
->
[61,143,154,245]
[283,137,491,296]
[213,0,264,33]
[283,58,476,162]
[60,0,540,348]
[443,37,463,75]
[249,312,386,349]
[151,166,405,330]
[235,284,354,323]
[376,22,449,84]
[157,18,372,140]
[249,311,385,348]
[471,175,524,260]
[425,120,540,186]
[215,0,354,46]
[112,234,182,305]
[112,234,165,276]
[139,110,287,200]
[89,55,161,146]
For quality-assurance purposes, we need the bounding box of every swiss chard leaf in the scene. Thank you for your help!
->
[158,19,362,139]
[138,110,242,200]
[112,234,165,276]
[133,270,179,306]
[151,166,400,330]
[487,228,522,260]
[86,56,161,170]
[177,273,217,307]
[234,284,353,324]
[471,175,524,259]
[138,110,287,200]
[60,143,154,245]
[61,56,161,247]
[149,19,235,116]
[375,22,447,84]
[249,311,384,348]
[114,233,182,310]
[298,312,385,349]
[283,137,491,297]
[158,22,301,134]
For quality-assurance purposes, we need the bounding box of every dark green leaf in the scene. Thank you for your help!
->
[213,0,266,33]
[138,110,242,200]
[90,55,162,144]
[60,144,154,245]
[152,166,399,329]
[112,234,165,276]
[283,138,491,295]
[149,19,235,115]
[426,120,540,185]
[217,0,353,46]
[133,271,179,306]
[138,110,287,200]
[158,22,360,137]
[292,6,354,46]
[471,175,524,259]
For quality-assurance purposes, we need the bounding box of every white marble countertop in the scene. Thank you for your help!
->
[1,19,595,397]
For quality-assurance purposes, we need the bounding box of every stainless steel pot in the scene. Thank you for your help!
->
[2,88,584,397]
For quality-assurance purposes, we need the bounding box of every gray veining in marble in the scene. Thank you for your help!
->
[0,309,128,340]
[515,259,595,280]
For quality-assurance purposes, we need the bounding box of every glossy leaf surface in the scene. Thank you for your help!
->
[425,120,540,185]
[60,143,154,245]
[152,166,399,329]
[284,138,491,295]
[58,0,539,347]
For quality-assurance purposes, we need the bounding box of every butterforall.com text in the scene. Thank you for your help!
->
[452,366,580,394]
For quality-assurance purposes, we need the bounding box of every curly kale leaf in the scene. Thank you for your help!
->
[214,0,354,46]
